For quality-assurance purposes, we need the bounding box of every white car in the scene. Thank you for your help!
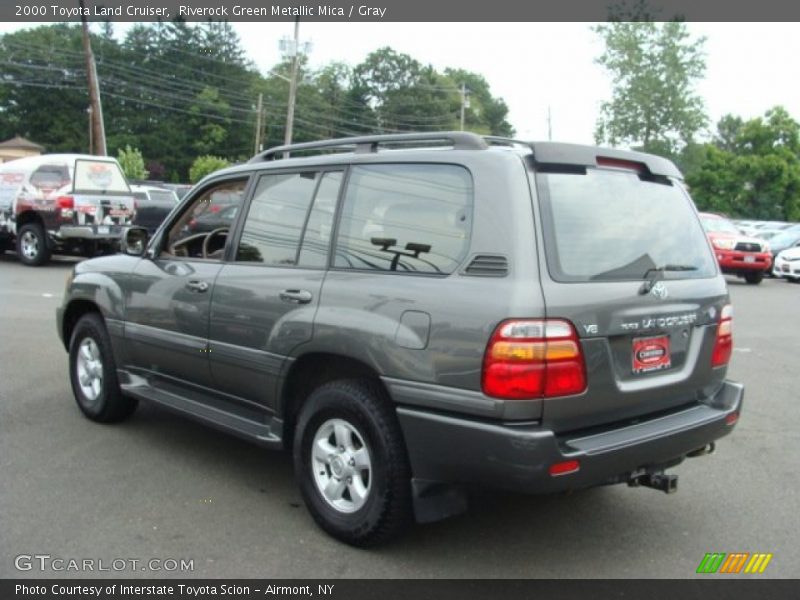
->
[773,246,800,282]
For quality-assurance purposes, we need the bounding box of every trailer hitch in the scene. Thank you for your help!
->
[628,471,678,494]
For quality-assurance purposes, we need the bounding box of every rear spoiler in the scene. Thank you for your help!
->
[529,142,683,179]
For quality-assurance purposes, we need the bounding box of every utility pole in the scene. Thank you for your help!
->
[79,0,106,156]
[87,107,93,154]
[547,105,552,141]
[254,93,263,155]
[284,17,300,157]
[459,83,469,131]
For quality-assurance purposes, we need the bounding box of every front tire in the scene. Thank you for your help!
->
[744,271,764,284]
[293,380,412,546]
[16,222,51,266]
[68,313,137,422]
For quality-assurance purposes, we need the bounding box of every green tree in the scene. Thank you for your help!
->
[594,21,707,157]
[687,107,800,221]
[189,155,230,183]
[117,145,148,180]
[443,68,514,136]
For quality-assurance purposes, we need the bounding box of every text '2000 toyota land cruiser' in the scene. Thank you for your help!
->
[57,133,743,546]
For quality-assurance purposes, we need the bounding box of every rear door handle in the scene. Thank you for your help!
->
[279,289,313,304]
[186,280,209,293]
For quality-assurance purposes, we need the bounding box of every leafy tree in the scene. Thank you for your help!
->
[0,24,90,152]
[117,145,148,180]
[0,25,513,178]
[189,155,230,183]
[594,21,707,157]
[687,107,800,221]
[444,68,513,136]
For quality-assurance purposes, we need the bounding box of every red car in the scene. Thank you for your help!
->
[698,212,772,284]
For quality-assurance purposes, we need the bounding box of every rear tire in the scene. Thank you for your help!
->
[16,222,51,266]
[744,271,764,284]
[68,313,137,423]
[293,379,412,546]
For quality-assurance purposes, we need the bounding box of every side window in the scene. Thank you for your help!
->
[162,179,247,259]
[29,164,70,193]
[298,171,343,268]
[236,172,317,265]
[333,164,473,274]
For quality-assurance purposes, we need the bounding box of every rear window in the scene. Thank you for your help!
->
[536,168,716,282]
[72,159,130,194]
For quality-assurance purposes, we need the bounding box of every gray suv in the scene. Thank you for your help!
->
[57,133,743,545]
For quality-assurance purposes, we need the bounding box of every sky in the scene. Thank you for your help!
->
[1,21,799,145]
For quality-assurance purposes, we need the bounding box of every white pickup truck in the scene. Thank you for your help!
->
[0,154,135,265]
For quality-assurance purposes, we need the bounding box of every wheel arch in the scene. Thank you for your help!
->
[279,352,393,449]
[61,299,104,350]
[15,209,45,231]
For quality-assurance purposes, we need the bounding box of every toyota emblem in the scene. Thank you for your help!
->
[650,281,669,300]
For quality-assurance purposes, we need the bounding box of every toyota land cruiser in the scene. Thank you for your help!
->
[56,133,743,546]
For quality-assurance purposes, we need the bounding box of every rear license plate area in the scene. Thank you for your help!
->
[743,255,756,263]
[632,335,671,374]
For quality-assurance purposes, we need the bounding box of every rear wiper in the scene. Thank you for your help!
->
[639,264,698,295]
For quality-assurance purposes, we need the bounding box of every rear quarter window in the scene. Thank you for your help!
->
[333,164,473,275]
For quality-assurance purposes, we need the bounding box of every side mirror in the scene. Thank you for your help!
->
[122,227,149,257]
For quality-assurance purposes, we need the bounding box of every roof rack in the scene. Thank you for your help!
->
[248,131,489,162]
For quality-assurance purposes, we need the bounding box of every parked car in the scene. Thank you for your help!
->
[57,133,742,546]
[766,226,800,266]
[698,212,772,284]
[161,182,193,200]
[772,246,800,282]
[130,184,179,234]
[0,154,134,265]
[754,229,784,241]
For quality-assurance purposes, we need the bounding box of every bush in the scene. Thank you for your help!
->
[189,155,231,184]
[116,145,148,181]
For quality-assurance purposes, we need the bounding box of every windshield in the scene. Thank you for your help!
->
[699,216,740,234]
[770,229,800,248]
[536,168,717,282]
[72,159,131,194]
[149,190,177,204]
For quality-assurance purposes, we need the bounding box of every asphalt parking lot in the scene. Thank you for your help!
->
[1,253,798,579]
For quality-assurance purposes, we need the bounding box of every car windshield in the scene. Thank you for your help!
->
[535,168,717,281]
[700,216,740,234]
[770,230,800,247]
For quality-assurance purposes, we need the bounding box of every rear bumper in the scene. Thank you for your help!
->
[51,225,127,241]
[397,380,743,495]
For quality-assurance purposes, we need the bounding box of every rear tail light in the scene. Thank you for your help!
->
[482,319,587,399]
[711,304,733,367]
[56,195,74,209]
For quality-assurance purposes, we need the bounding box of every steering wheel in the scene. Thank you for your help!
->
[202,227,229,259]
